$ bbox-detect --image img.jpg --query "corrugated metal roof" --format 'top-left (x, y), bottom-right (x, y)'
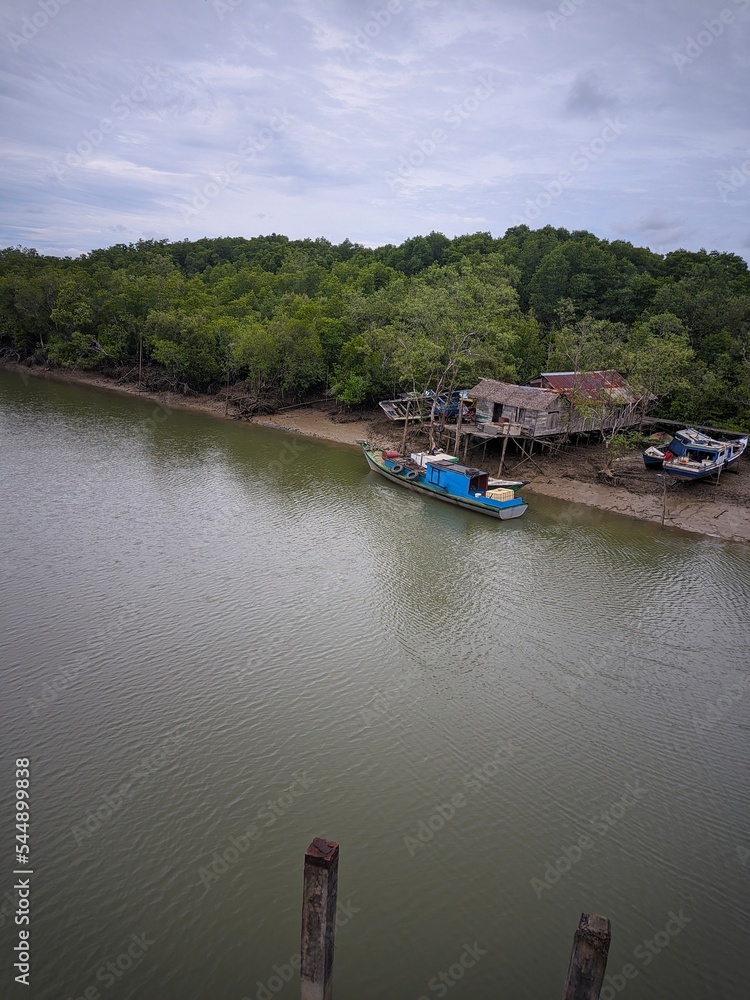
top-left (467, 379), bottom-right (561, 411)
top-left (526, 371), bottom-right (635, 402)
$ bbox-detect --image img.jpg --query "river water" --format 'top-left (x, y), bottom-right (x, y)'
top-left (1, 369), bottom-right (748, 999)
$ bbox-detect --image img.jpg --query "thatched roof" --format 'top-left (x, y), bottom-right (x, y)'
top-left (467, 379), bottom-right (561, 412)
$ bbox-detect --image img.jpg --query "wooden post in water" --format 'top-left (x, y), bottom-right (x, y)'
top-left (561, 912), bottom-right (611, 1000)
top-left (300, 837), bottom-right (339, 1000)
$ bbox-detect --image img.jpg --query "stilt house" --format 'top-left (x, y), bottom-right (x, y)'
top-left (467, 370), bottom-right (640, 440)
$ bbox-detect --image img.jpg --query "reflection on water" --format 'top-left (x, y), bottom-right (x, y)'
top-left (1, 370), bottom-right (749, 1000)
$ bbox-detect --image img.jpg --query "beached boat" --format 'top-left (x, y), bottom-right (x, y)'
top-left (378, 390), bottom-right (472, 423)
top-left (661, 427), bottom-right (748, 481)
top-left (643, 446), bottom-right (665, 469)
top-left (357, 441), bottom-right (528, 520)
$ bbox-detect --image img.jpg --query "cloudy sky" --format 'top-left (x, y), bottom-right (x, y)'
top-left (1, 0), bottom-right (749, 259)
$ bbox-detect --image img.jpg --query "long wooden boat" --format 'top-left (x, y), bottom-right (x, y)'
top-left (357, 441), bottom-right (528, 520)
top-left (662, 427), bottom-right (748, 481)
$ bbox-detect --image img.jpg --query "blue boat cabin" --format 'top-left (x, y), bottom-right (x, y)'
top-left (426, 461), bottom-right (490, 497)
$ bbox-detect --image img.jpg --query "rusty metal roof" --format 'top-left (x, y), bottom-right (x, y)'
top-left (526, 371), bottom-right (635, 402)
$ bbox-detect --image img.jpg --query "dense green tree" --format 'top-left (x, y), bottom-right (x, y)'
top-left (619, 313), bottom-right (695, 409)
top-left (0, 229), bottom-right (747, 426)
top-left (146, 309), bottom-right (224, 389)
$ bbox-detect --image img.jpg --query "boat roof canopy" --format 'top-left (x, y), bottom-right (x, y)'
top-left (675, 427), bottom-right (724, 447)
top-left (430, 461), bottom-right (487, 477)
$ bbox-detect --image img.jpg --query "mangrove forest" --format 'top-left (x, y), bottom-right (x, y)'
top-left (1, 225), bottom-right (748, 428)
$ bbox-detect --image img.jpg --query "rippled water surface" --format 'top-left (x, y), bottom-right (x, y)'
top-left (1, 370), bottom-right (749, 999)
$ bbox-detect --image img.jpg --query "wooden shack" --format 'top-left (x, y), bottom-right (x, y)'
top-left (467, 370), bottom-right (640, 440)
top-left (466, 379), bottom-right (563, 437)
top-left (526, 371), bottom-right (640, 435)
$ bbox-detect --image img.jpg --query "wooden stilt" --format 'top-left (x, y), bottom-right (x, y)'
top-left (513, 439), bottom-right (546, 475)
top-left (561, 912), bottom-right (611, 1000)
top-left (400, 400), bottom-right (410, 456)
top-left (300, 837), bottom-right (339, 1000)
top-left (498, 435), bottom-right (509, 476)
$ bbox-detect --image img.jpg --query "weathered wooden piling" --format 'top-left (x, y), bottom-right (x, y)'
top-left (454, 395), bottom-right (464, 454)
top-left (298, 840), bottom-right (608, 998)
top-left (659, 474), bottom-right (667, 528)
top-left (400, 398), bottom-right (411, 455)
top-left (561, 912), bottom-right (611, 1000)
top-left (498, 434), bottom-right (509, 475)
top-left (300, 837), bottom-right (339, 1000)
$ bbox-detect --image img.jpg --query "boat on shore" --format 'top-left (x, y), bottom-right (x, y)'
top-left (357, 441), bottom-right (528, 520)
top-left (378, 390), bottom-right (472, 423)
top-left (661, 427), bottom-right (748, 481)
top-left (643, 446), bottom-right (665, 469)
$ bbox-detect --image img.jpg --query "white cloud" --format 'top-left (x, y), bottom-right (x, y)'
top-left (0, 0), bottom-right (747, 259)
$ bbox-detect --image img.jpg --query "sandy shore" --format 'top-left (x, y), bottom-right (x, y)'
top-left (4, 361), bottom-right (748, 542)
top-left (253, 408), bottom-right (374, 445)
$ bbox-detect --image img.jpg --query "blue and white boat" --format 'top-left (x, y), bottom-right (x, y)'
top-left (662, 427), bottom-right (747, 481)
top-left (643, 446), bottom-right (666, 469)
top-left (357, 441), bottom-right (528, 520)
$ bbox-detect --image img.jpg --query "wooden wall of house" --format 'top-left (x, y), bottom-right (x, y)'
top-left (532, 410), bottom-right (563, 436)
top-left (473, 396), bottom-right (641, 438)
top-left (475, 399), bottom-right (494, 423)
top-left (566, 403), bottom-right (639, 434)
top-left (474, 398), bottom-right (567, 437)
top-left (502, 405), bottom-right (532, 433)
